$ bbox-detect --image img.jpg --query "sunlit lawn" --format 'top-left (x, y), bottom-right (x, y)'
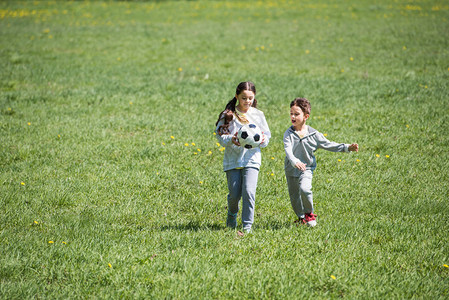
top-left (1, 0), bottom-right (449, 298)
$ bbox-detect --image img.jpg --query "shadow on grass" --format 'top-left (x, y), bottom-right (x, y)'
top-left (159, 220), bottom-right (224, 232)
top-left (257, 220), bottom-right (295, 231)
top-left (159, 220), bottom-right (294, 232)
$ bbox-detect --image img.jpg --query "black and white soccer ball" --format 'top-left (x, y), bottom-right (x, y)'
top-left (238, 123), bottom-right (262, 149)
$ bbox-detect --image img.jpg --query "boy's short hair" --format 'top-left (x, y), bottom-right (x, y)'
top-left (290, 97), bottom-right (311, 115)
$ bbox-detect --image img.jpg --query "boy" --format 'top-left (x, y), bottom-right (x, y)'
top-left (283, 98), bottom-right (359, 227)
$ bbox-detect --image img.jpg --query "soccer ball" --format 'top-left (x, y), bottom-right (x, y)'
top-left (238, 123), bottom-right (262, 149)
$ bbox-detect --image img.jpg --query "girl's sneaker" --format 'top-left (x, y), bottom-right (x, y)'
top-left (237, 228), bottom-right (252, 236)
top-left (304, 213), bottom-right (317, 227)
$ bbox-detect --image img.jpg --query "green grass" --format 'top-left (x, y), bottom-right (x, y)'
top-left (1, 0), bottom-right (449, 298)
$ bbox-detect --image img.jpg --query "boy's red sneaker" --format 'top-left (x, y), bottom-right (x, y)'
top-left (304, 213), bottom-right (317, 227)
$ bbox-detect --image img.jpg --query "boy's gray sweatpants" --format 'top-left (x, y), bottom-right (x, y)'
top-left (226, 167), bottom-right (259, 230)
top-left (286, 169), bottom-right (313, 218)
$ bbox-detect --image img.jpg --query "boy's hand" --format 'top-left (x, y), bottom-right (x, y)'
top-left (295, 161), bottom-right (307, 171)
top-left (348, 143), bottom-right (359, 152)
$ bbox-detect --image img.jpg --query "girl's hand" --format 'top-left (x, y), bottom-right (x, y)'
top-left (232, 132), bottom-right (241, 146)
top-left (348, 143), bottom-right (359, 152)
top-left (295, 161), bottom-right (307, 171)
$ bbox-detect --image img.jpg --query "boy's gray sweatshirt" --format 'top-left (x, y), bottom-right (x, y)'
top-left (283, 125), bottom-right (349, 177)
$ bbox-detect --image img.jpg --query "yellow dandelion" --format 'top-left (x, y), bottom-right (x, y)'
top-left (338, 159), bottom-right (342, 162)
top-left (57, 134), bottom-right (61, 138)
top-left (27, 122), bottom-right (31, 126)
top-left (21, 182), bottom-right (25, 186)
top-left (184, 143), bottom-right (189, 146)
top-left (129, 101), bottom-right (133, 105)
top-left (43, 28), bottom-right (50, 33)
top-left (197, 148), bottom-right (201, 152)
top-left (271, 157), bottom-right (275, 160)
top-left (117, 57), bottom-right (121, 61)
top-left (62, 241), bottom-right (67, 245)
top-left (376, 154), bottom-right (380, 158)
top-left (406, 124), bottom-right (409, 128)
top-left (48, 241), bottom-right (54, 244)
top-left (323, 133), bottom-right (328, 137)
top-left (207, 150), bottom-right (212, 155)
top-left (241, 45), bottom-right (246, 50)
top-left (331, 275), bottom-right (336, 280)
top-left (213, 132), bottom-right (216, 135)
top-left (48, 35), bottom-right (53, 39)
top-left (261, 46), bottom-right (265, 50)
top-left (34, 220), bottom-right (39, 224)
top-left (216, 142), bottom-right (220, 147)
top-left (194, 152), bottom-right (198, 155)
top-left (385, 155), bottom-right (390, 158)
top-left (356, 159), bottom-right (360, 162)
top-left (170, 136), bottom-right (175, 139)
top-left (270, 173), bottom-right (274, 176)
top-left (191, 142), bottom-right (196, 146)
top-left (219, 147), bottom-right (225, 152)
top-left (341, 69), bottom-right (345, 73)
top-left (305, 50), bottom-right (310, 54)
top-left (162, 142), bottom-right (166, 146)
top-left (443, 264), bottom-right (449, 268)
top-left (178, 67), bottom-right (183, 72)
top-left (108, 263), bottom-right (112, 268)
top-left (350, 57), bottom-right (354, 61)
top-left (199, 181), bottom-right (203, 184)
top-left (403, 46), bottom-right (407, 50)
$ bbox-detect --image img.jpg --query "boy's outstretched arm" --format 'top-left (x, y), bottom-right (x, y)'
top-left (348, 143), bottom-right (359, 152)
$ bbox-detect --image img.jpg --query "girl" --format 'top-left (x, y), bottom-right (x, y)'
top-left (215, 81), bottom-right (271, 234)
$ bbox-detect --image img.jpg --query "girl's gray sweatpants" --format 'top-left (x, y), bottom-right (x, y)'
top-left (286, 169), bottom-right (314, 218)
top-left (226, 167), bottom-right (259, 230)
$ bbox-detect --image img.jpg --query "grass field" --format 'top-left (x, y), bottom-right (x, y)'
top-left (1, 0), bottom-right (449, 298)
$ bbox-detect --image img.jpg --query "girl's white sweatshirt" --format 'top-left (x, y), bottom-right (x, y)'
top-left (215, 107), bottom-right (270, 172)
